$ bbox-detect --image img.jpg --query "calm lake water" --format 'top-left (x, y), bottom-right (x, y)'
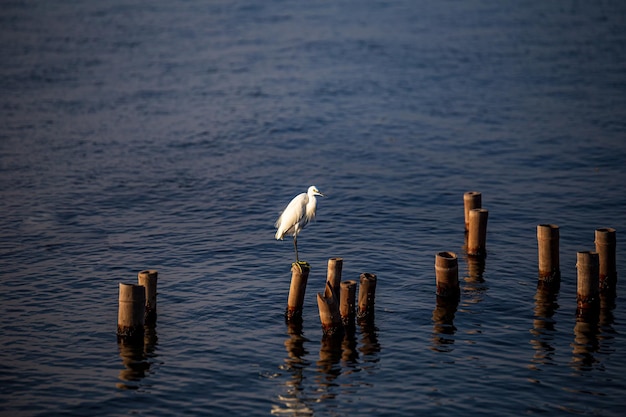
top-left (2, 0), bottom-right (626, 416)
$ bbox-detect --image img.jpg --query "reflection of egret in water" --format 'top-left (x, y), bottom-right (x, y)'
top-left (116, 326), bottom-right (158, 390)
top-left (272, 322), bottom-right (314, 416)
top-left (431, 295), bottom-right (459, 352)
top-left (529, 281), bottom-right (560, 369)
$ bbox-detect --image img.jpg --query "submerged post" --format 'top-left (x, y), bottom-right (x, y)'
top-left (537, 224), bottom-right (560, 283)
top-left (317, 281), bottom-right (342, 336)
top-left (467, 208), bottom-right (489, 257)
top-left (285, 262), bottom-right (310, 321)
top-left (357, 273), bottom-right (377, 321)
top-left (576, 251), bottom-right (599, 313)
top-left (326, 258), bottom-right (343, 300)
top-left (435, 251), bottom-right (459, 299)
top-left (595, 228), bottom-right (617, 295)
top-left (117, 283), bottom-right (146, 340)
top-left (340, 280), bottom-right (357, 326)
top-left (137, 269), bottom-right (158, 326)
top-left (464, 191), bottom-right (482, 233)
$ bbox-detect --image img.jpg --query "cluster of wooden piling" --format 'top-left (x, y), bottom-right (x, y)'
top-left (436, 192), bottom-right (618, 318)
top-left (114, 192), bottom-right (617, 347)
top-left (537, 225), bottom-right (617, 315)
top-left (285, 257), bottom-right (377, 336)
top-left (117, 270), bottom-right (158, 341)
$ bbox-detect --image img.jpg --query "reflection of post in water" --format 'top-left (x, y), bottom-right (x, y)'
top-left (116, 320), bottom-right (158, 390)
top-left (463, 254), bottom-right (486, 296)
top-left (116, 324), bottom-right (158, 390)
top-left (273, 321), bottom-right (314, 416)
top-left (431, 295), bottom-right (459, 352)
top-left (341, 323), bottom-right (359, 365)
top-left (358, 316), bottom-right (380, 363)
top-left (571, 314), bottom-right (600, 371)
top-left (316, 333), bottom-right (343, 398)
top-left (529, 279), bottom-right (560, 368)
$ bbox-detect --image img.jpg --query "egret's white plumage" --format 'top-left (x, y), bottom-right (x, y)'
top-left (275, 185), bottom-right (325, 262)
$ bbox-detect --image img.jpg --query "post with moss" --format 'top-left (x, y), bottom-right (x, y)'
top-left (138, 270), bottom-right (158, 326)
top-left (317, 282), bottom-right (342, 336)
top-left (435, 251), bottom-right (459, 299)
top-left (595, 228), bottom-right (617, 296)
top-left (576, 251), bottom-right (599, 314)
top-left (326, 258), bottom-right (343, 301)
top-left (467, 208), bottom-right (489, 257)
top-left (464, 191), bottom-right (482, 233)
top-left (117, 283), bottom-right (146, 340)
top-left (285, 262), bottom-right (310, 322)
top-left (537, 224), bottom-right (560, 283)
top-left (357, 273), bottom-right (377, 322)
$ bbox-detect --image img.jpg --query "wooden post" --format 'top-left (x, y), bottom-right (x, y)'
top-left (326, 258), bottom-right (343, 301)
top-left (464, 191), bottom-right (482, 233)
top-left (340, 280), bottom-right (357, 326)
top-left (117, 283), bottom-right (145, 339)
top-left (576, 251), bottom-right (599, 313)
top-left (137, 269), bottom-right (158, 326)
top-left (285, 262), bottom-right (310, 321)
top-left (317, 281), bottom-right (342, 336)
top-left (467, 208), bottom-right (488, 257)
top-left (595, 228), bottom-right (617, 294)
top-left (537, 224), bottom-right (560, 282)
top-left (435, 251), bottom-right (459, 298)
top-left (357, 273), bottom-right (377, 321)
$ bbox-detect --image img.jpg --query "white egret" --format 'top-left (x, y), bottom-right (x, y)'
top-left (275, 185), bottom-right (325, 262)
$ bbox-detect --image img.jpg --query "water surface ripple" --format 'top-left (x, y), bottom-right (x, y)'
top-left (2, 1), bottom-right (626, 416)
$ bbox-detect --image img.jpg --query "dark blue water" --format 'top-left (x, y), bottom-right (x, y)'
top-left (2, 0), bottom-right (626, 415)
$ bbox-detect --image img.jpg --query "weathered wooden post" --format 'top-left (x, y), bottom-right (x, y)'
top-left (537, 224), bottom-right (560, 283)
top-left (467, 208), bottom-right (488, 257)
top-left (326, 258), bottom-right (343, 300)
top-left (595, 228), bottom-right (617, 295)
top-left (285, 262), bottom-right (310, 321)
top-left (137, 270), bottom-right (158, 326)
top-left (340, 280), bottom-right (357, 326)
top-left (435, 251), bottom-right (459, 298)
top-left (576, 251), bottom-right (599, 314)
top-left (357, 273), bottom-right (377, 321)
top-left (317, 281), bottom-right (342, 336)
top-left (117, 283), bottom-right (146, 340)
top-left (464, 191), bottom-right (482, 233)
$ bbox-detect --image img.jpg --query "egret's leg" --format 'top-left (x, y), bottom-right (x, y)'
top-left (293, 235), bottom-right (299, 262)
